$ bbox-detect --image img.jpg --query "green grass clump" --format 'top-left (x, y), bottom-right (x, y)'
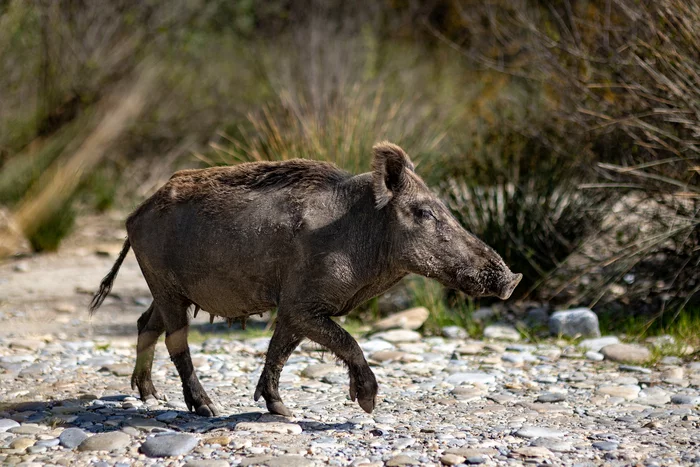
top-left (27, 201), bottom-right (75, 252)
top-left (210, 86), bottom-right (452, 181)
top-left (600, 307), bottom-right (700, 357)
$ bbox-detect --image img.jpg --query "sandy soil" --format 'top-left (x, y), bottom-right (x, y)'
top-left (0, 212), bottom-right (151, 341)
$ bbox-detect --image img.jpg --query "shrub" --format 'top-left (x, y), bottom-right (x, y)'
top-left (211, 85), bottom-right (452, 178)
top-left (28, 200), bottom-right (75, 252)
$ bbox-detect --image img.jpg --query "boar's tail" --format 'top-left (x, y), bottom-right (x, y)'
top-left (89, 238), bottom-right (131, 315)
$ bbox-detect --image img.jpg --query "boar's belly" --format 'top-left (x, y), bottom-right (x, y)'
top-left (174, 261), bottom-right (280, 318)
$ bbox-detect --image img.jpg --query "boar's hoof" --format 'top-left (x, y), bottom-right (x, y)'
top-left (349, 371), bottom-right (378, 414)
top-left (195, 403), bottom-right (221, 417)
top-left (266, 400), bottom-right (292, 417)
top-left (358, 396), bottom-right (376, 414)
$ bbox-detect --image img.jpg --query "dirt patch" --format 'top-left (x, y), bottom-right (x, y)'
top-left (0, 213), bottom-right (150, 340)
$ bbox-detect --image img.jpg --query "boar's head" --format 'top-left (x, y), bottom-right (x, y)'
top-left (372, 142), bottom-right (522, 300)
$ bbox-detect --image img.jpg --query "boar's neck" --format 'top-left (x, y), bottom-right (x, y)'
top-left (329, 174), bottom-right (403, 281)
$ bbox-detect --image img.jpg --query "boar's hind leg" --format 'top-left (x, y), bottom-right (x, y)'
top-left (161, 299), bottom-right (221, 417)
top-left (131, 304), bottom-right (164, 400)
top-left (254, 317), bottom-right (303, 417)
top-left (300, 313), bottom-right (378, 414)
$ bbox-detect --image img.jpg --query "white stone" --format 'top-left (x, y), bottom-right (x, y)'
top-left (585, 351), bottom-right (605, 361)
top-left (445, 372), bottom-right (496, 385)
top-left (516, 426), bottom-right (567, 439)
top-left (360, 340), bottom-right (395, 354)
top-left (234, 422), bottom-right (302, 435)
top-left (483, 324), bottom-right (521, 342)
top-left (372, 329), bottom-right (422, 343)
top-left (578, 336), bottom-right (620, 352)
top-left (598, 385), bottom-right (641, 400)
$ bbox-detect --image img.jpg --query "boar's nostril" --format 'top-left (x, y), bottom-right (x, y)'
top-left (512, 273), bottom-right (523, 286)
top-left (498, 273), bottom-right (523, 300)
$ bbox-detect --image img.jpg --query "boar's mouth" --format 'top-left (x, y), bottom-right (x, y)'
top-left (454, 268), bottom-right (523, 300)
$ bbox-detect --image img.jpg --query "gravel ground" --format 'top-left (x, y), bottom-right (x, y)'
top-left (1, 332), bottom-right (699, 466)
top-left (0, 216), bottom-right (699, 466)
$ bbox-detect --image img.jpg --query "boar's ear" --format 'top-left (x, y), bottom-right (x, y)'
top-left (372, 141), bottom-right (414, 209)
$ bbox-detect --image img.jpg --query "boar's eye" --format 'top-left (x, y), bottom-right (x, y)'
top-left (414, 207), bottom-right (437, 222)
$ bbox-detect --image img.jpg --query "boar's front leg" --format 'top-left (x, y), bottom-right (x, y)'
top-left (297, 310), bottom-right (378, 413)
top-left (254, 316), bottom-right (303, 417)
top-left (161, 300), bottom-right (221, 417)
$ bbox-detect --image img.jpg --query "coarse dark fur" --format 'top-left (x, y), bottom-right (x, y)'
top-left (90, 142), bottom-right (522, 417)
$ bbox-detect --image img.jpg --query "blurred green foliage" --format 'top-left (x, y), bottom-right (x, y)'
top-left (28, 200), bottom-right (75, 252)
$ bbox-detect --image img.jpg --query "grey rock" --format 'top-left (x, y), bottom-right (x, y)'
top-left (140, 433), bottom-right (199, 457)
top-left (549, 308), bottom-right (600, 338)
top-left (373, 307), bottom-right (429, 331)
top-left (78, 431), bottom-right (131, 452)
top-left (525, 308), bottom-right (549, 327)
top-left (155, 411), bottom-right (180, 423)
top-left (266, 456), bottom-right (314, 467)
top-left (617, 376), bottom-right (639, 385)
top-left (660, 356), bottom-right (682, 365)
top-left (471, 307), bottom-right (497, 322)
top-left (638, 387), bottom-right (671, 407)
top-left (184, 461), bottom-right (231, 467)
top-left (592, 441), bottom-right (618, 451)
top-left (501, 353), bottom-right (524, 364)
top-left (530, 437), bottom-right (574, 452)
top-left (442, 326), bottom-right (468, 340)
top-left (483, 324), bottom-right (520, 341)
top-left (440, 453), bottom-right (466, 465)
top-left (670, 395), bottom-right (700, 405)
top-left (59, 427), bottom-right (89, 449)
top-left (601, 344), bottom-right (651, 363)
top-left (466, 456), bottom-right (486, 465)
top-left (302, 363), bottom-right (344, 379)
top-left (537, 392), bottom-right (566, 403)
top-left (35, 438), bottom-right (60, 448)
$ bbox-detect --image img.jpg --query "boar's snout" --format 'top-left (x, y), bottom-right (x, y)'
top-left (498, 272), bottom-right (523, 300)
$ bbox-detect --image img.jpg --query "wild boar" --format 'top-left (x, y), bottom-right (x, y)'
top-left (89, 142), bottom-right (522, 417)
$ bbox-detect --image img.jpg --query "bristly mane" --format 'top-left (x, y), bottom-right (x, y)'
top-left (219, 159), bottom-right (350, 190)
top-left (144, 159), bottom-right (350, 212)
